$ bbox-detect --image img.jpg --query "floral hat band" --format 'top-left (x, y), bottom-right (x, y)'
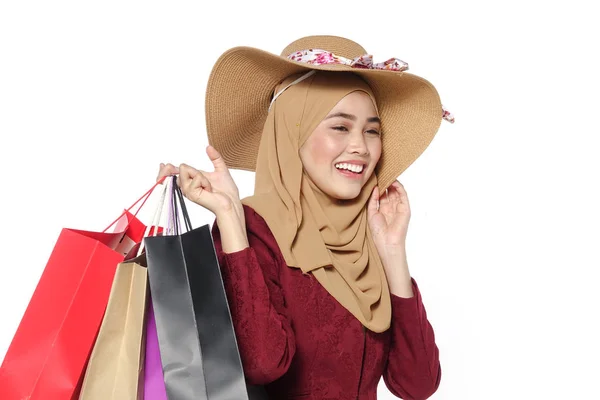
top-left (288, 48), bottom-right (410, 71)
top-left (271, 48), bottom-right (455, 123)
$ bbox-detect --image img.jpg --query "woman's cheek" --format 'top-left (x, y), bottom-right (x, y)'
top-left (312, 135), bottom-right (342, 165)
top-left (369, 138), bottom-right (382, 163)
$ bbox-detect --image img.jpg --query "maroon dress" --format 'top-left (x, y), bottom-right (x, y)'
top-left (211, 205), bottom-right (441, 400)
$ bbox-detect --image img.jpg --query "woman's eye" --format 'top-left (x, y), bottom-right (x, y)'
top-left (366, 129), bottom-right (381, 135)
top-left (332, 126), bottom-right (348, 132)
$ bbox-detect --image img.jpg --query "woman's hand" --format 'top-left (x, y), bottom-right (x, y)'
top-left (367, 181), bottom-right (414, 297)
top-left (156, 163), bottom-right (179, 182)
top-left (157, 145), bottom-right (244, 221)
top-left (367, 181), bottom-right (411, 256)
top-left (156, 145), bottom-right (248, 253)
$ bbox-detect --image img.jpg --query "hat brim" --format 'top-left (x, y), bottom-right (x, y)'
top-left (205, 46), bottom-right (443, 192)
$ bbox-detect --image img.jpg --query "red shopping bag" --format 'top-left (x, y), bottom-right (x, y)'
top-left (0, 180), bottom-right (165, 400)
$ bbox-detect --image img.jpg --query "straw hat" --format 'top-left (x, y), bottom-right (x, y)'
top-left (205, 35), bottom-right (450, 192)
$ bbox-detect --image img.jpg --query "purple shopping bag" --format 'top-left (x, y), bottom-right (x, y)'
top-left (143, 177), bottom-right (171, 400)
top-left (143, 300), bottom-right (168, 400)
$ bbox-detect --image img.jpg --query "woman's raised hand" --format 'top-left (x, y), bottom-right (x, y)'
top-left (367, 181), bottom-right (411, 252)
top-left (156, 145), bottom-right (243, 220)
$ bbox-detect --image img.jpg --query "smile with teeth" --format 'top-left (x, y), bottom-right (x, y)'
top-left (335, 162), bottom-right (365, 174)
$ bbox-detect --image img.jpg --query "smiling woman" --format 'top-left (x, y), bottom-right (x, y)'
top-left (300, 91), bottom-right (382, 200)
top-left (157, 35), bottom-right (449, 399)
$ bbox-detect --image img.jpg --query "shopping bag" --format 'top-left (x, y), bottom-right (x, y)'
top-left (142, 300), bottom-right (168, 400)
top-left (78, 254), bottom-right (149, 400)
top-left (78, 180), bottom-right (170, 400)
top-left (0, 181), bottom-right (164, 400)
top-left (142, 177), bottom-right (173, 400)
top-left (145, 177), bottom-right (267, 400)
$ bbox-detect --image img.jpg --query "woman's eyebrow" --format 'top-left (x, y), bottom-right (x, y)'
top-left (325, 112), bottom-right (356, 121)
top-left (324, 113), bottom-right (381, 124)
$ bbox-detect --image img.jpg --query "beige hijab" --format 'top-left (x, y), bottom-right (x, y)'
top-left (242, 71), bottom-right (391, 333)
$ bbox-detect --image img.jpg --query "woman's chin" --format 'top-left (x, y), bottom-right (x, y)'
top-left (329, 187), bottom-right (363, 201)
top-left (314, 174), bottom-right (368, 201)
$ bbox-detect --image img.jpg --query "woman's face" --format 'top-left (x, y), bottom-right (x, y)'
top-left (299, 91), bottom-right (382, 200)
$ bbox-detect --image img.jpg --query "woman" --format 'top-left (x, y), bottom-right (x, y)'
top-left (158, 35), bottom-right (452, 400)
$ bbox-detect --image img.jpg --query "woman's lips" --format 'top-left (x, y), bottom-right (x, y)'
top-left (336, 168), bottom-right (364, 180)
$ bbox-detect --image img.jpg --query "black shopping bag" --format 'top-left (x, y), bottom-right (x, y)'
top-left (144, 178), bottom-right (267, 400)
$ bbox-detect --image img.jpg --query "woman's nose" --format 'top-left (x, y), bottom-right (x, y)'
top-left (347, 131), bottom-right (369, 155)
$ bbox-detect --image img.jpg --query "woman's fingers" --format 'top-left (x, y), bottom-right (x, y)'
top-left (176, 163), bottom-right (220, 211)
top-left (389, 181), bottom-right (410, 215)
top-left (156, 163), bottom-right (179, 182)
top-left (206, 145), bottom-right (229, 174)
top-left (177, 163), bottom-right (192, 187)
top-left (189, 171), bottom-right (212, 194)
top-left (392, 181), bottom-right (409, 205)
top-left (367, 186), bottom-right (380, 218)
top-left (388, 182), bottom-right (401, 202)
top-left (376, 181), bottom-right (410, 215)
top-left (178, 164), bottom-right (208, 190)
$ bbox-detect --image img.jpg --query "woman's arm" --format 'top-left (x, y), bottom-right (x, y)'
top-left (211, 207), bottom-right (296, 386)
top-left (383, 278), bottom-right (441, 400)
top-left (214, 208), bottom-right (249, 253)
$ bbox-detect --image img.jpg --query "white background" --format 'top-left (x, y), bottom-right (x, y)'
top-left (1, 1), bottom-right (599, 399)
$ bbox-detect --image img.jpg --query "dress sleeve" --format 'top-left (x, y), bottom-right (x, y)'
top-left (383, 278), bottom-right (441, 400)
top-left (211, 209), bottom-right (296, 385)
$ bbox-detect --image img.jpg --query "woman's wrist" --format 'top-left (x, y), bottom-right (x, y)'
top-left (216, 208), bottom-right (249, 254)
top-left (233, 201), bottom-right (245, 225)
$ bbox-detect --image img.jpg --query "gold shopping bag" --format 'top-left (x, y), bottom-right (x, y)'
top-left (79, 255), bottom-right (148, 400)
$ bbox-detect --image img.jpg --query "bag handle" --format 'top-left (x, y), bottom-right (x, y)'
top-left (135, 178), bottom-right (171, 256)
top-left (166, 175), bottom-right (176, 235)
top-left (171, 176), bottom-right (192, 235)
top-left (102, 176), bottom-right (167, 233)
top-left (147, 179), bottom-right (169, 236)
